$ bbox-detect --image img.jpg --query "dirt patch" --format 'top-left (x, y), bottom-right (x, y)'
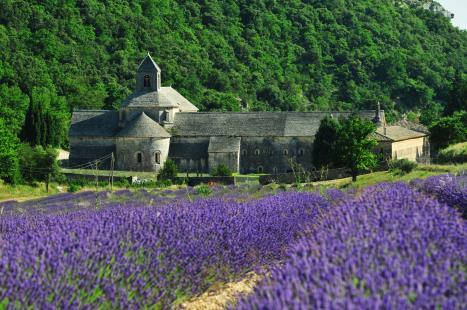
top-left (178, 272), bottom-right (260, 310)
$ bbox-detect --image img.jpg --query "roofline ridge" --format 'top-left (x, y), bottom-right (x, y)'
top-left (137, 54), bottom-right (161, 72)
top-left (73, 109), bottom-right (116, 112)
top-left (177, 110), bottom-right (378, 115)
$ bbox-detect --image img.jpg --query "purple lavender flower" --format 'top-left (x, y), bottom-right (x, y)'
top-left (237, 183), bottom-right (466, 309)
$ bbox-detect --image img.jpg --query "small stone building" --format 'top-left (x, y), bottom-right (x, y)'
top-left (69, 54), bottom-right (430, 173)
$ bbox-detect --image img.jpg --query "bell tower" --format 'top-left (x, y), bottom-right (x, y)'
top-left (136, 53), bottom-right (161, 92)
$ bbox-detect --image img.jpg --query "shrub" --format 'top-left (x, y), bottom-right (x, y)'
top-left (437, 142), bottom-right (467, 164)
top-left (429, 111), bottom-right (467, 151)
top-left (114, 178), bottom-right (131, 188)
top-left (210, 164), bottom-right (232, 177)
top-left (388, 159), bottom-right (417, 175)
top-left (158, 159), bottom-right (178, 181)
top-left (195, 183), bottom-right (212, 197)
top-left (67, 183), bottom-right (81, 193)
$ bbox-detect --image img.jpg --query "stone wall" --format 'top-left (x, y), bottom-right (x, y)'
top-left (116, 137), bottom-right (170, 172)
top-left (208, 152), bottom-right (240, 173)
top-left (69, 137), bottom-right (116, 168)
top-left (239, 137), bottom-right (314, 174)
top-left (391, 137), bottom-right (427, 162)
top-left (169, 137), bottom-right (210, 173)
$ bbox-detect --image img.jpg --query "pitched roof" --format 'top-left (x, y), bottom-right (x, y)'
top-left (70, 110), bottom-right (119, 137)
top-left (376, 126), bottom-right (427, 142)
top-left (116, 112), bottom-right (171, 138)
top-left (208, 137), bottom-right (241, 153)
top-left (171, 111), bottom-right (376, 137)
top-left (137, 54), bottom-right (161, 72)
top-left (121, 87), bottom-right (198, 111)
top-left (392, 119), bottom-right (430, 134)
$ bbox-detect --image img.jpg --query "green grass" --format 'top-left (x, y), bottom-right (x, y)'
top-left (437, 142), bottom-right (467, 164)
top-left (3, 163), bottom-right (466, 203)
top-left (0, 181), bottom-right (61, 202)
top-left (316, 163), bottom-right (467, 190)
top-left (62, 168), bottom-right (157, 178)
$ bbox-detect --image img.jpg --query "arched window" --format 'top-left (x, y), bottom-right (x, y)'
top-left (255, 149), bottom-right (260, 156)
top-left (257, 166), bottom-right (264, 173)
top-left (136, 152), bottom-right (142, 163)
top-left (283, 149), bottom-right (289, 156)
top-left (155, 151), bottom-right (161, 164)
top-left (144, 74), bottom-right (151, 87)
top-left (273, 167), bottom-right (278, 174)
top-left (241, 149), bottom-right (247, 156)
top-left (298, 149), bottom-right (305, 157)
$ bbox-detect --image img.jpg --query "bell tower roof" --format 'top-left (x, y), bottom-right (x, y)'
top-left (137, 53), bottom-right (161, 73)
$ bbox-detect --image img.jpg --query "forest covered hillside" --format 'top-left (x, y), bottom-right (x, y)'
top-left (0, 0), bottom-right (466, 147)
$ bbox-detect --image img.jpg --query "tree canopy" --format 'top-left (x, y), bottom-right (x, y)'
top-left (312, 116), bottom-right (341, 169)
top-left (0, 1), bottom-right (465, 148)
top-left (334, 115), bottom-right (378, 181)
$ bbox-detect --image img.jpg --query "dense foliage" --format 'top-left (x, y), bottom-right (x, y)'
top-left (158, 159), bottom-right (178, 181)
top-left (238, 182), bottom-right (466, 308)
top-left (211, 164), bottom-right (233, 177)
top-left (436, 142), bottom-right (467, 164)
top-left (0, 0), bottom-right (466, 148)
top-left (429, 111), bottom-right (467, 151)
top-left (313, 115), bottom-right (378, 180)
top-left (312, 116), bottom-right (341, 169)
top-left (19, 144), bottom-right (60, 191)
top-left (388, 158), bottom-right (417, 175)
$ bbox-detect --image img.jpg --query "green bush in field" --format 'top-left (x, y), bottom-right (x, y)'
top-left (437, 142), bottom-right (467, 164)
top-left (211, 164), bottom-right (232, 177)
top-left (158, 160), bottom-right (178, 181)
top-left (195, 184), bottom-right (212, 197)
top-left (68, 183), bottom-right (81, 193)
top-left (388, 159), bottom-right (417, 175)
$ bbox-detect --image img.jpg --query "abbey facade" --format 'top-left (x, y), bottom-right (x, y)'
top-left (69, 55), bottom-right (430, 174)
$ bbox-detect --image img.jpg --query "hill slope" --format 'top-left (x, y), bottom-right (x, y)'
top-left (0, 0), bottom-right (465, 139)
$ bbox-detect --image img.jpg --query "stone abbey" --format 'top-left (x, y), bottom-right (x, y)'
top-left (69, 55), bottom-right (429, 174)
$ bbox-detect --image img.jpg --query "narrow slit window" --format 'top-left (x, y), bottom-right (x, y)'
top-left (155, 152), bottom-right (161, 164)
top-left (144, 75), bottom-right (151, 87)
top-left (137, 152), bottom-right (142, 163)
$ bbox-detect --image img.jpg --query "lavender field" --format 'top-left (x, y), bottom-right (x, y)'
top-left (0, 175), bottom-right (465, 309)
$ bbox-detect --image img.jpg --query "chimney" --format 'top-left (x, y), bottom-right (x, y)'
top-left (373, 101), bottom-right (382, 126)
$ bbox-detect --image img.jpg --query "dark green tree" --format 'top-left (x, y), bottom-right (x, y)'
top-left (211, 164), bottom-right (233, 177)
top-left (158, 159), bottom-right (178, 181)
top-left (19, 144), bottom-right (59, 192)
top-left (312, 116), bottom-right (341, 169)
top-left (21, 87), bottom-right (69, 147)
top-left (445, 71), bottom-right (467, 116)
top-left (0, 85), bottom-right (29, 135)
top-left (334, 115), bottom-right (378, 182)
top-left (0, 119), bottom-right (21, 184)
top-left (429, 111), bottom-right (467, 151)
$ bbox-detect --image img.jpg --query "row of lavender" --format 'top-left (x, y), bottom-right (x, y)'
top-left (0, 174), bottom-right (465, 308)
top-left (238, 175), bottom-right (466, 308)
top-left (0, 183), bottom-right (268, 216)
top-left (0, 191), bottom-right (328, 308)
